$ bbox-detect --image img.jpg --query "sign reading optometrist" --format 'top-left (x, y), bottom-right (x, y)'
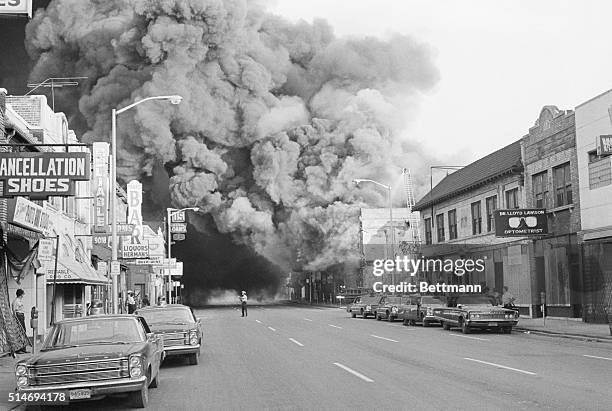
top-left (494, 209), bottom-right (548, 237)
top-left (0, 0), bottom-right (32, 17)
top-left (0, 152), bottom-right (90, 198)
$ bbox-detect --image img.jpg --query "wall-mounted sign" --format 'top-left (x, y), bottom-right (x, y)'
top-left (170, 210), bottom-right (185, 223)
top-left (110, 261), bottom-right (120, 276)
top-left (127, 180), bottom-right (143, 243)
top-left (6, 197), bottom-right (52, 233)
top-left (0, 152), bottom-right (90, 198)
top-left (494, 209), bottom-right (547, 237)
top-left (135, 257), bottom-right (163, 265)
top-left (93, 235), bottom-right (108, 245)
top-left (92, 143), bottom-right (109, 233)
top-left (38, 238), bottom-right (55, 261)
top-left (0, 0), bottom-right (32, 17)
top-left (172, 233), bottom-right (186, 241)
top-left (597, 135), bottom-right (612, 156)
top-left (97, 261), bottom-right (108, 277)
top-left (170, 223), bottom-right (187, 233)
top-left (121, 242), bottom-right (149, 259)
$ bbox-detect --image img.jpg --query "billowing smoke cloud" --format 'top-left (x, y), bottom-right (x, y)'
top-left (25, 0), bottom-right (439, 298)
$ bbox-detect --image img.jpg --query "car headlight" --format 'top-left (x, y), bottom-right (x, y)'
top-left (129, 355), bottom-right (143, 378)
top-left (189, 330), bottom-right (199, 345)
top-left (391, 306), bottom-right (398, 314)
top-left (15, 364), bottom-right (27, 377)
top-left (426, 307), bottom-right (433, 316)
top-left (17, 376), bottom-right (28, 387)
top-left (366, 305), bottom-right (371, 311)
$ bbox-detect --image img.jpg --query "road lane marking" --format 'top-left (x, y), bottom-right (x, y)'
top-left (303, 318), bottom-right (313, 322)
top-left (464, 358), bottom-right (536, 375)
top-left (289, 338), bottom-right (304, 347)
top-left (370, 335), bottom-right (399, 343)
top-left (328, 324), bottom-right (343, 329)
top-left (333, 363), bottom-right (374, 382)
top-left (584, 354), bottom-right (612, 361)
top-left (450, 334), bottom-right (490, 341)
top-left (255, 320), bottom-right (262, 324)
top-left (268, 326), bottom-right (276, 332)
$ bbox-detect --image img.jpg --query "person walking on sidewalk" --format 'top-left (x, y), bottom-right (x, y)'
top-left (126, 291), bottom-right (136, 314)
top-left (11, 289), bottom-right (27, 354)
top-left (239, 291), bottom-right (248, 317)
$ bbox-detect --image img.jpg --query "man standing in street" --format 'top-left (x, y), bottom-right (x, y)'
top-left (502, 286), bottom-right (516, 309)
top-left (126, 291), bottom-right (136, 314)
top-left (240, 291), bottom-right (248, 317)
top-left (12, 289), bottom-right (28, 354)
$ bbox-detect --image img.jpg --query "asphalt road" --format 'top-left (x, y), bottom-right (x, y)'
top-left (21, 305), bottom-right (612, 410)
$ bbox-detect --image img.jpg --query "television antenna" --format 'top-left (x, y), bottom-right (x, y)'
top-left (26, 77), bottom-right (88, 111)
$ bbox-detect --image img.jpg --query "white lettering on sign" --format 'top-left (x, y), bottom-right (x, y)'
top-left (0, 0), bottom-right (30, 16)
top-left (121, 242), bottom-right (149, 258)
top-left (127, 180), bottom-right (143, 243)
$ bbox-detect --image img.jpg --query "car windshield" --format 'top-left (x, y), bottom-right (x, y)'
top-left (456, 295), bottom-right (495, 305)
top-left (43, 318), bottom-right (144, 349)
top-left (138, 308), bottom-right (195, 325)
top-left (386, 297), bottom-right (403, 304)
top-left (360, 296), bottom-right (380, 304)
top-left (421, 296), bottom-right (445, 305)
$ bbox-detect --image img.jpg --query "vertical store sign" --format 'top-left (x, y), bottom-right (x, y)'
top-left (127, 180), bottom-right (143, 243)
top-left (0, 0), bottom-right (32, 18)
top-left (92, 143), bottom-right (109, 233)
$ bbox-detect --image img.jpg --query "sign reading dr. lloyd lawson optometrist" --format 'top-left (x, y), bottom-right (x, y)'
top-left (0, 152), bottom-right (90, 198)
top-left (0, 0), bottom-right (32, 17)
top-left (494, 209), bottom-right (548, 237)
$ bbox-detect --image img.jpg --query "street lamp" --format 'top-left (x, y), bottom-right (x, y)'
top-left (166, 207), bottom-right (199, 303)
top-left (353, 178), bottom-right (395, 286)
top-left (110, 95), bottom-right (182, 314)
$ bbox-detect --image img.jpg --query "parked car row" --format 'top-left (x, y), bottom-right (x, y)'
top-left (14, 304), bottom-right (202, 408)
top-left (347, 294), bottom-right (519, 334)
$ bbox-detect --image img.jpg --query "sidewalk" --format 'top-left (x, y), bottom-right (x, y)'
top-left (516, 317), bottom-right (612, 343)
top-left (0, 352), bottom-right (27, 411)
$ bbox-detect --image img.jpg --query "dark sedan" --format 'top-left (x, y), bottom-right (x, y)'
top-left (136, 304), bottom-right (202, 365)
top-left (14, 315), bottom-right (163, 408)
top-left (399, 295), bottom-right (446, 327)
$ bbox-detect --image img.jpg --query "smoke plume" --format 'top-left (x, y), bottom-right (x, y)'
top-left (25, 0), bottom-right (439, 299)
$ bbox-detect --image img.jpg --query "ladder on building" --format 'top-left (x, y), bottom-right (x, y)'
top-left (402, 168), bottom-right (421, 245)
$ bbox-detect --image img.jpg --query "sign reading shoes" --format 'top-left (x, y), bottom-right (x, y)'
top-left (0, 153), bottom-right (90, 198)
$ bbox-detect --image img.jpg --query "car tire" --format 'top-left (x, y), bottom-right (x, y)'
top-left (403, 318), bottom-right (409, 326)
top-left (422, 320), bottom-right (430, 328)
top-left (360, 309), bottom-right (365, 318)
top-left (442, 322), bottom-right (451, 331)
top-left (351, 312), bottom-right (356, 318)
top-left (410, 319), bottom-right (417, 326)
top-left (376, 314), bottom-right (381, 321)
top-left (387, 312), bottom-right (393, 322)
top-left (128, 382), bottom-right (149, 408)
top-left (502, 326), bottom-right (512, 334)
top-left (460, 319), bottom-right (471, 334)
top-left (188, 352), bottom-right (199, 365)
top-left (149, 368), bottom-right (159, 388)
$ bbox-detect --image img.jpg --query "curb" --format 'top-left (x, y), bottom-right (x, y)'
top-left (515, 327), bottom-right (612, 343)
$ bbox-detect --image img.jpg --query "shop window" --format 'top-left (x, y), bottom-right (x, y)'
top-left (436, 214), bottom-right (445, 242)
top-left (485, 195), bottom-right (497, 232)
top-left (532, 171), bottom-right (549, 208)
top-left (448, 209), bottom-right (457, 240)
top-left (553, 162), bottom-right (572, 206)
top-left (505, 188), bottom-right (519, 209)
top-left (588, 150), bottom-right (612, 189)
top-left (424, 218), bottom-right (432, 245)
top-left (471, 201), bottom-right (482, 235)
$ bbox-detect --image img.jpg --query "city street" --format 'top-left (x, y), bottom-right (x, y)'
top-left (18, 304), bottom-right (611, 411)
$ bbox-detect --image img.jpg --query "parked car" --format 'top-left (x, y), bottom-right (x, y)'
top-left (14, 315), bottom-right (163, 408)
top-left (433, 294), bottom-right (519, 334)
top-left (376, 295), bottom-right (412, 322)
top-left (135, 304), bottom-right (202, 365)
top-left (347, 295), bottom-right (383, 318)
top-left (399, 295), bottom-right (446, 327)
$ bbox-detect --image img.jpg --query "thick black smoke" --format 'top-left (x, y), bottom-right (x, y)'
top-left (23, 0), bottom-right (440, 301)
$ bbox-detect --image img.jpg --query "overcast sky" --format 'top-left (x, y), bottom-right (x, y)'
top-left (271, 0), bottom-right (612, 164)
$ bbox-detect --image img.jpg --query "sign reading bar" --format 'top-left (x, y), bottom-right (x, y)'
top-left (121, 243), bottom-right (149, 259)
top-left (0, 0), bottom-right (32, 17)
top-left (170, 223), bottom-right (187, 233)
top-left (494, 209), bottom-right (548, 237)
top-left (597, 135), bottom-right (612, 156)
top-left (0, 152), bottom-right (90, 198)
top-left (127, 180), bottom-right (143, 243)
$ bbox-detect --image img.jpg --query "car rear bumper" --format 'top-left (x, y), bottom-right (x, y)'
top-left (17, 376), bottom-right (147, 396)
top-left (164, 344), bottom-right (201, 356)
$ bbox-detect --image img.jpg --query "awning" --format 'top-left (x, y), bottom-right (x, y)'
top-left (41, 256), bottom-right (108, 286)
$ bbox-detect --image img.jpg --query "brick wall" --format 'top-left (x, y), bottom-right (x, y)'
top-left (5, 96), bottom-right (42, 126)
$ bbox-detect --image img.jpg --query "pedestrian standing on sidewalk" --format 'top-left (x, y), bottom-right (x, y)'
top-left (126, 291), bottom-right (137, 314)
top-left (502, 286), bottom-right (516, 309)
top-left (11, 289), bottom-right (27, 354)
top-left (239, 291), bottom-right (248, 317)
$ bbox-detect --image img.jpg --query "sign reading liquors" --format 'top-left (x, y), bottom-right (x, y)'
top-left (121, 243), bottom-right (149, 259)
top-left (494, 209), bottom-right (548, 237)
top-left (0, 153), bottom-right (90, 198)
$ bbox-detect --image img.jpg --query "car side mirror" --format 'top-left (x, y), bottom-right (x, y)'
top-left (146, 332), bottom-right (155, 341)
